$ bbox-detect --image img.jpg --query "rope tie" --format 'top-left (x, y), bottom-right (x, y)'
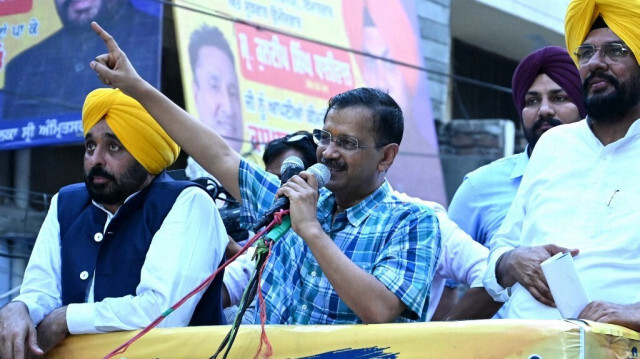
top-left (102, 214), bottom-right (279, 359)
top-left (211, 209), bottom-right (291, 359)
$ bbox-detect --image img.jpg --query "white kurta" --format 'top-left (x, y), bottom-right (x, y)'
top-left (485, 119), bottom-right (640, 319)
top-left (15, 187), bottom-right (228, 334)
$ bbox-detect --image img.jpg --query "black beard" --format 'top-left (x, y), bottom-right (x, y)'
top-left (84, 162), bottom-right (149, 205)
top-left (583, 70), bottom-right (640, 123)
top-left (524, 117), bottom-right (563, 150)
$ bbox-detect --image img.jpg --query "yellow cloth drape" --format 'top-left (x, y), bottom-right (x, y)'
top-left (82, 88), bottom-right (179, 175)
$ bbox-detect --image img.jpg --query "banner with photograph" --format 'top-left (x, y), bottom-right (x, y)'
top-left (0, 0), bottom-right (163, 150)
top-left (174, 0), bottom-right (446, 202)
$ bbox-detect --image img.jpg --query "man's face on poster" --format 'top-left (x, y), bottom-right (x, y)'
top-left (55, 0), bottom-right (123, 27)
top-left (362, 25), bottom-right (410, 114)
top-left (192, 45), bottom-right (244, 152)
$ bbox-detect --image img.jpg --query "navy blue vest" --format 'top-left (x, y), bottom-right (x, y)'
top-left (57, 171), bottom-right (225, 325)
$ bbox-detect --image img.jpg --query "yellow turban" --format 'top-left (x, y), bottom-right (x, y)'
top-left (565, 0), bottom-right (640, 66)
top-left (82, 88), bottom-right (180, 175)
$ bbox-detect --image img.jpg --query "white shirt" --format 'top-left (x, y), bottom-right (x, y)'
top-left (14, 186), bottom-right (228, 334)
top-left (423, 201), bottom-right (488, 320)
top-left (484, 119), bottom-right (640, 318)
top-left (223, 247), bottom-right (256, 307)
top-left (394, 194), bottom-right (488, 320)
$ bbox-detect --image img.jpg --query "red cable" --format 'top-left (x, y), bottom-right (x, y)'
top-left (253, 240), bottom-right (274, 359)
top-left (102, 213), bottom-right (286, 359)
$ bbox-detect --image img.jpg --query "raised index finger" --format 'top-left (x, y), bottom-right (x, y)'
top-left (91, 21), bottom-right (120, 52)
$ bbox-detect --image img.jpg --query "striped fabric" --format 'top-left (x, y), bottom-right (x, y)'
top-left (238, 159), bottom-right (441, 324)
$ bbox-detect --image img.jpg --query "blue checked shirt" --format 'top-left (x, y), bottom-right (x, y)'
top-left (238, 159), bottom-right (441, 324)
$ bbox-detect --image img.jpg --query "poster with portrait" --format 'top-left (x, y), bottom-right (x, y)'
top-left (0, 0), bottom-right (162, 150)
top-left (174, 0), bottom-right (446, 203)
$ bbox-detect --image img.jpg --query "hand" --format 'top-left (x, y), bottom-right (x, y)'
top-left (497, 244), bottom-right (579, 307)
top-left (89, 22), bottom-right (144, 95)
top-left (0, 301), bottom-right (43, 359)
top-left (225, 236), bottom-right (243, 259)
top-left (35, 306), bottom-right (68, 354)
top-left (579, 301), bottom-right (640, 332)
top-left (444, 287), bottom-right (503, 321)
top-left (276, 171), bottom-right (321, 238)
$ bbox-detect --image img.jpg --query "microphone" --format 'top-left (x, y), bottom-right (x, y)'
top-left (279, 156), bottom-right (304, 183)
top-left (252, 163), bottom-right (331, 232)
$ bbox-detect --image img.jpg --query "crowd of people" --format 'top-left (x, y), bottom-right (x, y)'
top-left (0, 0), bottom-right (639, 357)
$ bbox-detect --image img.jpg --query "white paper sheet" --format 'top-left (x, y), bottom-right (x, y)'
top-left (541, 252), bottom-right (590, 318)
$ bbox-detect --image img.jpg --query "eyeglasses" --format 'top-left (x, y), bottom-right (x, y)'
top-left (312, 129), bottom-right (375, 152)
top-left (574, 43), bottom-right (632, 64)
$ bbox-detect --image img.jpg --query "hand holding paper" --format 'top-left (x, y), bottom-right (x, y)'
top-left (541, 252), bottom-right (590, 318)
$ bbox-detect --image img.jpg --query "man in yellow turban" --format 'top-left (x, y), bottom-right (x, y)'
top-left (0, 89), bottom-right (229, 357)
top-left (484, 0), bottom-right (640, 332)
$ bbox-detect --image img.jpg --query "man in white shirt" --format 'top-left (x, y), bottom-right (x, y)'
top-left (417, 200), bottom-right (499, 321)
top-left (0, 88), bottom-right (228, 358)
top-left (446, 45), bottom-right (585, 319)
top-left (484, 0), bottom-right (640, 331)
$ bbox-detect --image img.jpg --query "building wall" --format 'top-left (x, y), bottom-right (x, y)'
top-left (417, 0), bottom-right (452, 124)
top-left (430, 0), bottom-right (570, 201)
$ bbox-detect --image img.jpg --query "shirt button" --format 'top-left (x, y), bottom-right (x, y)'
top-left (94, 232), bottom-right (103, 242)
top-left (301, 304), bottom-right (307, 310)
top-left (80, 271), bottom-right (89, 280)
top-left (311, 271), bottom-right (316, 277)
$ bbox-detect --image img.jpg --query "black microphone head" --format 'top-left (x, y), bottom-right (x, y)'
top-left (279, 156), bottom-right (305, 183)
top-left (280, 156), bottom-right (304, 173)
top-left (307, 163), bottom-right (330, 188)
top-left (252, 162), bottom-right (329, 232)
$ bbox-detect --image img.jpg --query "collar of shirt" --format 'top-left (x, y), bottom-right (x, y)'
top-left (91, 189), bottom-right (142, 221)
top-left (88, 171), bottom-right (169, 219)
top-left (317, 180), bottom-right (392, 227)
top-left (509, 151), bottom-right (529, 180)
top-left (624, 118), bottom-right (640, 139)
top-left (584, 116), bottom-right (640, 149)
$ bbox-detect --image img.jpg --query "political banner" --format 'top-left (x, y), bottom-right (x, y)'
top-left (0, 0), bottom-right (163, 150)
top-left (174, 0), bottom-right (445, 202)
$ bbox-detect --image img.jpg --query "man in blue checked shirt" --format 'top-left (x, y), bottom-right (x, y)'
top-left (91, 22), bottom-right (441, 324)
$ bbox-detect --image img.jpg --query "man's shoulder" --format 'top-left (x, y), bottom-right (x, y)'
top-left (534, 120), bottom-right (586, 151)
top-left (466, 152), bottom-right (527, 183)
top-left (149, 173), bottom-right (213, 201)
top-left (58, 183), bottom-right (88, 196)
top-left (547, 119), bottom-right (585, 136)
top-left (384, 190), bottom-right (438, 218)
top-left (5, 29), bottom-right (64, 69)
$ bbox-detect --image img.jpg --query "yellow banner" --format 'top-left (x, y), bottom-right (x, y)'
top-left (173, 0), bottom-right (446, 203)
top-left (48, 320), bottom-right (640, 359)
top-left (0, 2), bottom-right (62, 86)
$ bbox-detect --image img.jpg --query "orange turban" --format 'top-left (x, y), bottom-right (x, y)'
top-left (565, 0), bottom-right (640, 66)
top-left (82, 88), bottom-right (180, 175)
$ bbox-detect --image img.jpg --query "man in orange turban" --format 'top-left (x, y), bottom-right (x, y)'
top-left (484, 0), bottom-right (640, 332)
top-left (0, 89), bottom-right (228, 357)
